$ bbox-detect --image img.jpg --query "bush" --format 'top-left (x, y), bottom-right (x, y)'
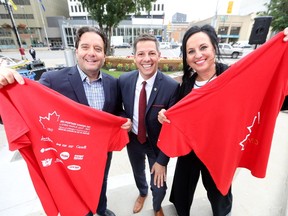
top-left (178, 63), bottom-right (183, 71)
top-left (130, 63), bottom-right (136, 70)
top-left (124, 63), bottom-right (130, 71)
top-left (162, 64), bottom-right (169, 72)
top-left (116, 63), bottom-right (123, 71)
top-left (105, 62), bottom-right (112, 70)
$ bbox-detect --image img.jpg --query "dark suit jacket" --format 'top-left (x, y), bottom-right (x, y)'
top-left (118, 70), bottom-right (180, 166)
top-left (39, 66), bottom-right (122, 115)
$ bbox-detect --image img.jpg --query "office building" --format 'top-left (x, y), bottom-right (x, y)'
top-left (0, 0), bottom-right (69, 49)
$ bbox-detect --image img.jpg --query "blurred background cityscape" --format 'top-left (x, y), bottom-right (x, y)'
top-left (0, 0), bottom-right (279, 50)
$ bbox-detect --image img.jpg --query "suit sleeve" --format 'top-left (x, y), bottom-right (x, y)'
top-left (156, 79), bottom-right (180, 166)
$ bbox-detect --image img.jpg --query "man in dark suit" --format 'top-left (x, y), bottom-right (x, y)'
top-left (0, 26), bottom-right (131, 216)
top-left (118, 34), bottom-right (180, 216)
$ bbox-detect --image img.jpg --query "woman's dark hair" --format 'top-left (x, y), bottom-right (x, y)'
top-left (74, 26), bottom-right (108, 54)
top-left (181, 24), bottom-right (220, 82)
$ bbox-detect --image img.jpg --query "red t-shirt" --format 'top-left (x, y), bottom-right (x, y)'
top-left (0, 79), bottom-right (129, 216)
top-left (157, 32), bottom-right (288, 195)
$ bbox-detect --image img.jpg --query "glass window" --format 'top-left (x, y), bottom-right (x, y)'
top-left (14, 0), bottom-right (30, 5)
top-left (218, 26), bottom-right (228, 35)
top-left (0, 38), bottom-right (15, 45)
top-left (0, 28), bottom-right (11, 36)
top-left (230, 26), bottom-right (240, 35)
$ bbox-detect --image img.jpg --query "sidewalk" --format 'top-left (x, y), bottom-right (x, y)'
top-left (1, 111), bottom-right (288, 216)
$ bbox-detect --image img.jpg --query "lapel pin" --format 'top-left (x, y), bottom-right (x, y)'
top-left (154, 88), bottom-right (157, 91)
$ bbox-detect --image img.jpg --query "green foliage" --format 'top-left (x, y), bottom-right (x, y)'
top-left (79, 0), bottom-right (155, 55)
top-left (162, 64), bottom-right (169, 72)
top-left (105, 62), bottom-right (112, 70)
top-left (102, 69), bottom-right (124, 78)
top-left (116, 63), bottom-right (123, 71)
top-left (178, 63), bottom-right (183, 71)
top-left (124, 63), bottom-right (130, 71)
top-left (257, 0), bottom-right (288, 32)
top-left (130, 63), bottom-right (136, 70)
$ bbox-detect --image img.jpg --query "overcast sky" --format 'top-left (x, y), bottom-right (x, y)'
top-left (162, 0), bottom-right (269, 24)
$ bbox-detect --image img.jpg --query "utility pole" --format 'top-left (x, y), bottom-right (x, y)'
top-left (211, 0), bottom-right (220, 29)
top-left (21, 5), bottom-right (33, 45)
top-left (37, 0), bottom-right (49, 47)
top-left (4, 0), bottom-right (22, 47)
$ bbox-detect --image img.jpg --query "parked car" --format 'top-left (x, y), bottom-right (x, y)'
top-left (218, 43), bottom-right (243, 59)
top-left (50, 45), bottom-right (64, 50)
top-left (232, 41), bottom-right (252, 49)
top-left (114, 43), bottom-right (131, 48)
top-left (159, 42), bottom-right (171, 49)
top-left (170, 42), bottom-right (180, 49)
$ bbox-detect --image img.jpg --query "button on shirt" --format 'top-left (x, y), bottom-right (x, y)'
top-left (78, 67), bottom-right (105, 110)
top-left (132, 71), bottom-right (157, 135)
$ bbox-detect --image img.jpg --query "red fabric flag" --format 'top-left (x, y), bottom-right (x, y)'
top-left (157, 32), bottom-right (288, 195)
top-left (0, 79), bottom-right (129, 216)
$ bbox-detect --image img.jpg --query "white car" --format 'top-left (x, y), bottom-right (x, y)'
top-left (218, 43), bottom-right (243, 59)
top-left (232, 41), bottom-right (252, 49)
top-left (159, 42), bottom-right (171, 49)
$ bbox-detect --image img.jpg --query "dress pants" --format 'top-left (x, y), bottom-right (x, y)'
top-left (127, 133), bottom-right (167, 212)
top-left (97, 152), bottom-right (112, 215)
top-left (170, 151), bottom-right (232, 216)
top-left (86, 152), bottom-right (112, 216)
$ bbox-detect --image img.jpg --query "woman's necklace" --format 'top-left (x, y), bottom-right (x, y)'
top-left (194, 72), bottom-right (217, 88)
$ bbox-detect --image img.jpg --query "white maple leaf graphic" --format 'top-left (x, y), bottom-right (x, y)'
top-left (39, 111), bottom-right (60, 131)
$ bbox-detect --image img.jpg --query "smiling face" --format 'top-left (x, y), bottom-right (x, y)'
top-left (134, 40), bottom-right (161, 80)
top-left (186, 32), bottom-right (216, 77)
top-left (75, 32), bottom-right (106, 80)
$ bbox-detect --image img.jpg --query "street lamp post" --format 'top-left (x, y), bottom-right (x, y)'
top-left (21, 5), bottom-right (32, 45)
top-left (37, 0), bottom-right (49, 47)
top-left (131, 16), bottom-right (134, 45)
top-left (211, 0), bottom-right (220, 29)
top-left (4, 0), bottom-right (22, 47)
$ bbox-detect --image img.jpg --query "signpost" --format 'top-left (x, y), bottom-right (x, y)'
top-left (4, 0), bottom-right (22, 47)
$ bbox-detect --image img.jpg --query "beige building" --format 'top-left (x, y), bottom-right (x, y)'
top-left (190, 13), bottom-right (272, 44)
top-left (0, 0), bottom-right (69, 49)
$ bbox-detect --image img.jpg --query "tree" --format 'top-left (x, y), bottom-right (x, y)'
top-left (257, 0), bottom-right (288, 32)
top-left (79, 0), bottom-right (155, 55)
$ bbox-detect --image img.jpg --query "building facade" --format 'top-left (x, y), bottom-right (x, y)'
top-left (190, 13), bottom-right (271, 44)
top-left (61, 0), bottom-right (167, 48)
top-left (0, 0), bottom-right (272, 50)
top-left (172, 13), bottom-right (187, 23)
top-left (0, 0), bottom-right (69, 49)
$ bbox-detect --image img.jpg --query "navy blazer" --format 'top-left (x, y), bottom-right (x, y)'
top-left (39, 66), bottom-right (122, 115)
top-left (118, 70), bottom-right (180, 165)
